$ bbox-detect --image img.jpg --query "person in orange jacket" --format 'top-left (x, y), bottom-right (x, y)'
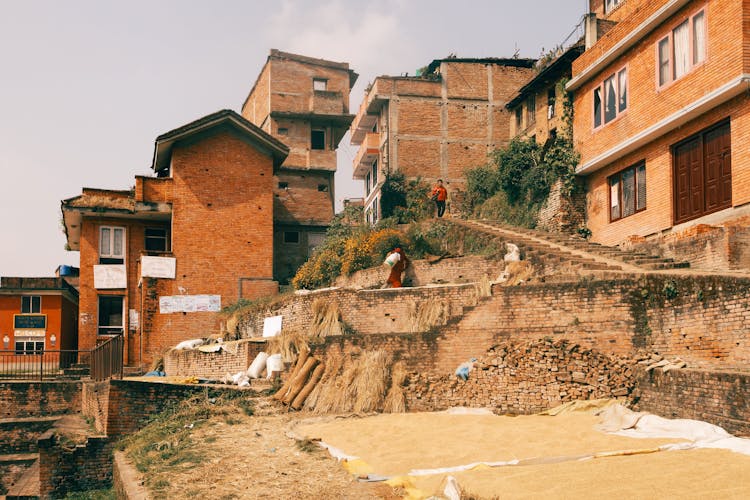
top-left (430, 179), bottom-right (448, 218)
top-left (386, 247), bottom-right (409, 288)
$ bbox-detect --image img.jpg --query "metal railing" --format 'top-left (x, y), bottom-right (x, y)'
top-left (90, 335), bottom-right (124, 382)
top-left (0, 336), bottom-right (124, 382)
top-left (0, 350), bottom-right (80, 380)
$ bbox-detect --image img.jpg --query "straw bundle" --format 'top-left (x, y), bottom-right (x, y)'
top-left (314, 359), bottom-right (359, 414)
top-left (383, 361), bottom-right (408, 413)
top-left (500, 261), bottom-right (535, 286)
top-left (352, 350), bottom-right (390, 413)
top-left (304, 353), bottom-right (343, 411)
top-left (310, 299), bottom-right (345, 338)
top-left (474, 273), bottom-right (492, 297)
top-left (273, 348), bottom-right (310, 401)
top-left (408, 300), bottom-right (448, 333)
top-left (265, 329), bottom-right (309, 364)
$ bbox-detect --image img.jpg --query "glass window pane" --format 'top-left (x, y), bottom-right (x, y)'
top-left (100, 228), bottom-right (111, 256)
top-left (673, 20), bottom-right (690, 79)
top-left (610, 177), bottom-right (621, 220)
top-left (604, 75), bottom-right (617, 123)
top-left (637, 164), bottom-right (647, 211)
top-left (113, 228), bottom-right (124, 257)
top-left (618, 68), bottom-right (628, 113)
top-left (22, 296), bottom-right (30, 313)
top-left (693, 11), bottom-right (706, 65)
top-left (32, 296), bottom-right (40, 313)
top-left (658, 38), bottom-right (670, 86)
top-left (622, 168), bottom-right (636, 217)
top-left (594, 87), bottom-right (602, 128)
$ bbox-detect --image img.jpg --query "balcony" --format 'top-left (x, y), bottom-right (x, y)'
top-left (353, 133), bottom-right (380, 178)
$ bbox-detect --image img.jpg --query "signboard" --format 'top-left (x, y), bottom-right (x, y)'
top-left (94, 265), bottom-right (127, 289)
top-left (14, 329), bottom-right (46, 338)
top-left (159, 295), bottom-right (221, 314)
top-left (141, 256), bottom-right (176, 279)
top-left (14, 314), bottom-right (47, 330)
top-left (263, 315), bottom-right (283, 337)
top-left (129, 309), bottom-right (139, 331)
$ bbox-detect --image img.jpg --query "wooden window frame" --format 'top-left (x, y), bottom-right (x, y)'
top-left (99, 226), bottom-right (126, 264)
top-left (593, 65), bottom-right (628, 130)
top-left (21, 295), bottom-right (41, 314)
top-left (608, 161), bottom-right (647, 222)
top-left (655, 6), bottom-right (707, 89)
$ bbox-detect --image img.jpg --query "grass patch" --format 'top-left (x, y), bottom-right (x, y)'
top-left (63, 489), bottom-right (115, 500)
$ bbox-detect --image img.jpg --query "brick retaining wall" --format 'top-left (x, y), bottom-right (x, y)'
top-left (163, 339), bottom-right (266, 378)
top-left (38, 431), bottom-right (112, 498)
top-left (0, 382), bottom-right (82, 419)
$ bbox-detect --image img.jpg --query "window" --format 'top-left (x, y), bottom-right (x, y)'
top-left (372, 160), bottom-right (378, 184)
top-left (593, 67), bottom-right (628, 128)
top-left (15, 338), bottom-right (44, 355)
top-left (372, 196), bottom-right (379, 224)
top-left (547, 88), bottom-right (556, 119)
top-left (311, 129), bottom-right (325, 150)
top-left (98, 296), bottom-right (123, 336)
top-left (605, 0), bottom-right (623, 13)
top-left (283, 231), bottom-right (300, 244)
top-left (99, 226), bottom-right (125, 264)
top-left (22, 296), bottom-right (41, 314)
top-left (526, 95), bottom-right (536, 126)
top-left (365, 172), bottom-right (371, 196)
top-left (317, 184), bottom-right (328, 192)
top-left (145, 227), bottom-right (168, 252)
top-left (657, 9), bottom-right (706, 87)
top-left (609, 162), bottom-right (646, 221)
top-left (278, 127), bottom-right (288, 136)
top-left (313, 78), bottom-right (327, 91)
top-left (515, 107), bottom-right (523, 132)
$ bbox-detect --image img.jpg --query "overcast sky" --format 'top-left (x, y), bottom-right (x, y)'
top-left (0, 0), bottom-right (586, 277)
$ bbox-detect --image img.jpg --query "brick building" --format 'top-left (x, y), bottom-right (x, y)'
top-left (507, 43), bottom-right (584, 144)
top-left (61, 110), bottom-right (289, 366)
top-left (569, 0), bottom-right (750, 246)
top-left (241, 50), bottom-right (358, 282)
top-left (0, 276), bottom-right (78, 358)
top-left (349, 58), bottom-right (536, 223)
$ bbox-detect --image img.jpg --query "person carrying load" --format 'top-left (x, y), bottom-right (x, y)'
top-left (384, 247), bottom-right (409, 288)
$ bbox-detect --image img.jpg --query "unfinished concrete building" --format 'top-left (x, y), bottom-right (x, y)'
top-left (349, 58), bottom-right (536, 223)
top-left (241, 50), bottom-right (358, 283)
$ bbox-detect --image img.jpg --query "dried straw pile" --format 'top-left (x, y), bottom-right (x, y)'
top-left (265, 329), bottom-right (309, 364)
top-left (310, 299), bottom-right (346, 338)
top-left (474, 273), bottom-right (492, 297)
top-left (408, 300), bottom-right (448, 333)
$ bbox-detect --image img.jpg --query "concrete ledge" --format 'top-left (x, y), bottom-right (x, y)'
top-left (113, 451), bottom-right (148, 500)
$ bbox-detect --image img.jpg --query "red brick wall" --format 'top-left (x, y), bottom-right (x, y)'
top-left (38, 430), bottom-right (112, 497)
top-left (0, 381), bottom-right (82, 418)
top-left (134, 176), bottom-right (174, 203)
top-left (163, 339), bottom-right (266, 378)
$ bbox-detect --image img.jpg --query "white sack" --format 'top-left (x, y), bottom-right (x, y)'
top-left (266, 354), bottom-right (283, 379)
top-left (247, 351), bottom-right (269, 379)
top-left (174, 338), bottom-right (204, 350)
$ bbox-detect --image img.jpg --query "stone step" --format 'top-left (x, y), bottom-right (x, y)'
top-left (5, 458), bottom-right (38, 500)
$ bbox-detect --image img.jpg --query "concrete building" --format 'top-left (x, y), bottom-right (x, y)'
top-left (61, 110), bottom-right (288, 366)
top-left (241, 50), bottom-right (358, 282)
top-left (0, 276), bottom-right (78, 359)
top-left (569, 0), bottom-right (750, 259)
top-left (349, 58), bottom-right (536, 223)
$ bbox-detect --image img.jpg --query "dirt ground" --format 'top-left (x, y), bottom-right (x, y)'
top-left (127, 397), bottom-right (750, 499)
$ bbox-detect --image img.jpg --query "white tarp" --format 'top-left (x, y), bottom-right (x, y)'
top-left (94, 264), bottom-right (127, 289)
top-left (141, 256), bottom-right (176, 279)
top-left (263, 315), bottom-right (283, 337)
top-left (159, 294), bottom-right (221, 313)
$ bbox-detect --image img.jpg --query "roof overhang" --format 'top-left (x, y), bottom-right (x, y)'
top-left (151, 109), bottom-right (289, 173)
top-left (61, 201), bottom-right (172, 252)
top-left (576, 75), bottom-right (750, 175)
top-left (567, 0), bottom-right (692, 92)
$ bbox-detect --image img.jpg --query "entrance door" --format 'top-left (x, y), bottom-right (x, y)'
top-left (673, 121), bottom-right (731, 225)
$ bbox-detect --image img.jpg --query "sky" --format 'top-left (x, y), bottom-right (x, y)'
top-left (0, 0), bottom-right (587, 277)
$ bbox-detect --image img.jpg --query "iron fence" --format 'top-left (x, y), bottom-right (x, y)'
top-left (90, 335), bottom-right (124, 382)
top-left (0, 350), bottom-right (80, 380)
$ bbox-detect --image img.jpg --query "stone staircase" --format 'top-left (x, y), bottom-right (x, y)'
top-left (456, 219), bottom-right (690, 276)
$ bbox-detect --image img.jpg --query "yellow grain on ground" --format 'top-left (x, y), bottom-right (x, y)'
top-left (295, 412), bottom-right (750, 499)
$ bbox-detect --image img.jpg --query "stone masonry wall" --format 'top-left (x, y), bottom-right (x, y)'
top-left (0, 382), bottom-right (82, 419)
top-left (38, 431), bottom-right (112, 498)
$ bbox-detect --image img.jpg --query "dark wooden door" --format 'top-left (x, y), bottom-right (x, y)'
top-left (673, 121), bottom-right (731, 225)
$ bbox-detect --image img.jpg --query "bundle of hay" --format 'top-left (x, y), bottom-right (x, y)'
top-left (474, 273), bottom-right (492, 298)
top-left (353, 350), bottom-right (390, 413)
top-left (383, 361), bottom-right (408, 413)
top-left (265, 329), bottom-right (308, 364)
top-left (304, 352), bottom-right (343, 411)
top-left (408, 300), bottom-right (448, 333)
top-left (310, 299), bottom-right (345, 338)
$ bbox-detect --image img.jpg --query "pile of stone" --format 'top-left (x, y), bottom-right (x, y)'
top-left (406, 338), bottom-right (636, 414)
top-left (636, 353), bottom-right (688, 372)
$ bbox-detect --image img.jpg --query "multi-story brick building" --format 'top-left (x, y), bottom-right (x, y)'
top-left (349, 58), bottom-right (536, 223)
top-left (507, 43), bottom-right (584, 144)
top-left (569, 0), bottom-right (750, 246)
top-left (61, 110), bottom-right (289, 366)
top-left (241, 50), bottom-right (358, 282)
top-left (0, 276), bottom-right (78, 359)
